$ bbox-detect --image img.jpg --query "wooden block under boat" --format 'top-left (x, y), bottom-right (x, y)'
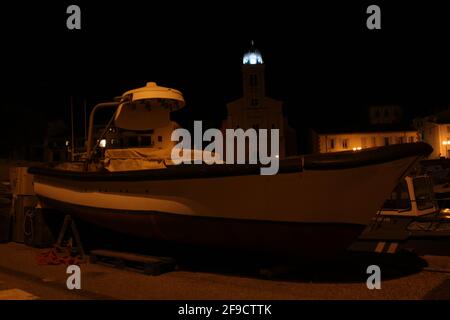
top-left (89, 249), bottom-right (176, 275)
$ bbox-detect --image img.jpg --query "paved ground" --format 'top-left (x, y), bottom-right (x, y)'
top-left (0, 243), bottom-right (450, 300)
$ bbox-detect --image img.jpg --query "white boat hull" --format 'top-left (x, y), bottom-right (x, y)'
top-left (29, 143), bottom-right (432, 258)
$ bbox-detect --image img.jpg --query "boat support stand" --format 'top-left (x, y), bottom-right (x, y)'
top-left (56, 215), bottom-right (86, 260)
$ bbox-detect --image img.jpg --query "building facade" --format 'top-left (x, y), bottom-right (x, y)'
top-left (312, 105), bottom-right (419, 153)
top-left (416, 109), bottom-right (450, 158)
top-left (316, 130), bottom-right (418, 153)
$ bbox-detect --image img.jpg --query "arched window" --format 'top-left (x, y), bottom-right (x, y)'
top-left (249, 74), bottom-right (258, 87)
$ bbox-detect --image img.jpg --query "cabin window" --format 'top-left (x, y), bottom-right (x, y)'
top-left (447, 126), bottom-right (450, 133)
top-left (382, 180), bottom-right (411, 210)
top-left (127, 136), bottom-right (139, 147)
top-left (408, 136), bottom-right (414, 143)
top-left (140, 136), bottom-right (151, 146)
top-left (158, 136), bottom-right (163, 142)
top-left (413, 177), bottom-right (434, 210)
top-left (384, 137), bottom-right (390, 146)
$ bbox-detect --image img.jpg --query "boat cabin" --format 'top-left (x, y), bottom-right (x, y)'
top-left (378, 175), bottom-right (438, 217)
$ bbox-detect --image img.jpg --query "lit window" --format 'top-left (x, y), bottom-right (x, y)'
top-left (342, 139), bottom-right (348, 149)
top-left (329, 139), bottom-right (335, 149)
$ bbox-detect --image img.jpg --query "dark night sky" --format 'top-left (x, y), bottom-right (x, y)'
top-left (2, 1), bottom-right (450, 148)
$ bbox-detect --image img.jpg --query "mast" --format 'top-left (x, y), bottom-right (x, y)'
top-left (70, 96), bottom-right (75, 161)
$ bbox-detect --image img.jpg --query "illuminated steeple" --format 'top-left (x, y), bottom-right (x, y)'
top-left (242, 40), bottom-right (263, 65)
top-left (242, 41), bottom-right (265, 105)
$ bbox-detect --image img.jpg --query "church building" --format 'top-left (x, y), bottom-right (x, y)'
top-left (222, 42), bottom-right (297, 159)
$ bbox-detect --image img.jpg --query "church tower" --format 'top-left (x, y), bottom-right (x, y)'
top-left (222, 41), bottom-right (297, 158)
top-left (242, 41), bottom-right (265, 109)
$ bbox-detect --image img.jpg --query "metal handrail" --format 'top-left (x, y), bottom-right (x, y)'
top-left (86, 102), bottom-right (120, 162)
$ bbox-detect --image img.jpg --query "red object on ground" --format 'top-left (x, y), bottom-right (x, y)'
top-left (36, 246), bottom-right (83, 266)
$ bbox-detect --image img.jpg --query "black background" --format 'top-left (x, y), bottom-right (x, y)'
top-left (0, 300), bottom-right (446, 319)
top-left (1, 1), bottom-right (450, 152)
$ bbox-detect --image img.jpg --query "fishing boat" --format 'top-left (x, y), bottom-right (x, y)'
top-left (28, 83), bottom-right (433, 258)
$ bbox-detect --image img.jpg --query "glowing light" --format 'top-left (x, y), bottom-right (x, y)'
top-left (443, 141), bottom-right (449, 145)
top-left (352, 147), bottom-right (362, 151)
top-left (243, 41), bottom-right (263, 65)
top-left (99, 139), bottom-right (107, 148)
top-left (243, 52), bottom-right (263, 65)
top-left (275, 155), bottom-right (279, 159)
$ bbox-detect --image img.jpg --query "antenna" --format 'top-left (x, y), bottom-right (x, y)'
top-left (70, 96), bottom-right (75, 161)
top-left (84, 99), bottom-right (87, 141)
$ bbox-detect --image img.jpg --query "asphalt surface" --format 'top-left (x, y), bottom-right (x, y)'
top-left (1, 243), bottom-right (450, 300)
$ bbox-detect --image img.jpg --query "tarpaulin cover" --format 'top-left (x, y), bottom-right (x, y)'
top-left (104, 148), bottom-right (220, 172)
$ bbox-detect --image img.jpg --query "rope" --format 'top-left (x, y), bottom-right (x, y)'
top-left (23, 207), bottom-right (35, 239)
top-left (37, 245), bottom-right (84, 266)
